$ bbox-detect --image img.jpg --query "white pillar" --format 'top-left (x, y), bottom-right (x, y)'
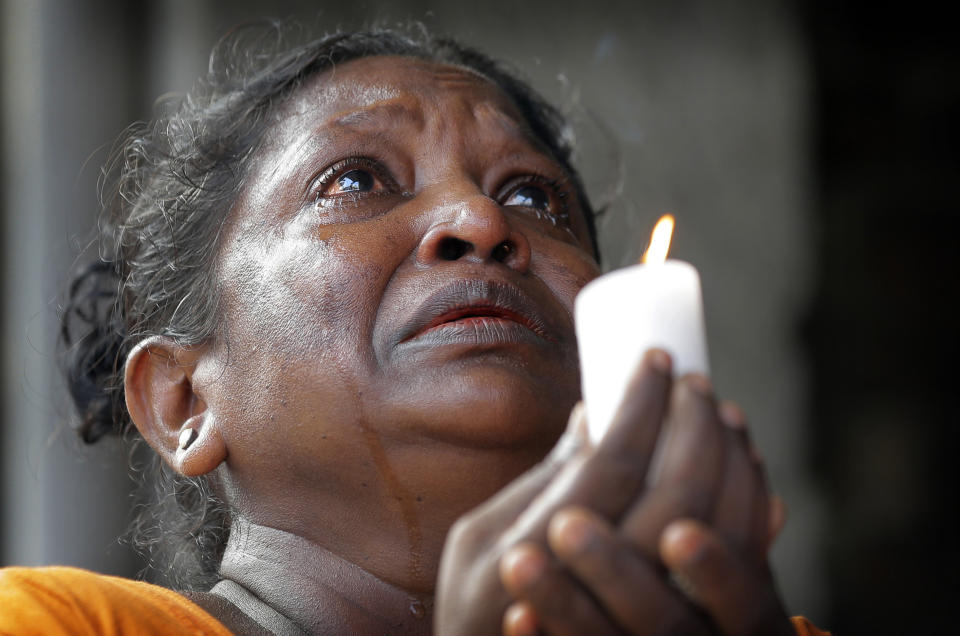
top-left (1, 0), bottom-right (140, 576)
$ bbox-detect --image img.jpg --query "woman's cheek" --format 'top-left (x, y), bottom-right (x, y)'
top-left (532, 244), bottom-right (601, 315)
top-left (217, 231), bottom-right (367, 357)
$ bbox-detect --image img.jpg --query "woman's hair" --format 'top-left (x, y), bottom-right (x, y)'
top-left (60, 22), bottom-right (597, 590)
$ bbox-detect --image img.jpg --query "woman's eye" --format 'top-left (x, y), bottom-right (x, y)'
top-left (326, 168), bottom-right (377, 196)
top-left (504, 185), bottom-right (551, 211)
top-left (307, 158), bottom-right (405, 222)
top-left (311, 158), bottom-right (401, 210)
top-left (497, 175), bottom-right (574, 236)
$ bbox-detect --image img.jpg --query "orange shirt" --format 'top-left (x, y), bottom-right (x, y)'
top-left (0, 566), bottom-right (232, 635)
top-left (791, 616), bottom-right (831, 636)
top-left (0, 565), bottom-right (829, 635)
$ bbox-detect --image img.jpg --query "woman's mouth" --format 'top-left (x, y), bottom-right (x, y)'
top-left (395, 279), bottom-right (557, 349)
top-left (416, 305), bottom-right (551, 339)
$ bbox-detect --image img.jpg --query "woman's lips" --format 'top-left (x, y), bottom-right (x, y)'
top-left (407, 315), bottom-right (546, 348)
top-left (417, 305), bottom-right (550, 339)
top-left (395, 279), bottom-right (557, 348)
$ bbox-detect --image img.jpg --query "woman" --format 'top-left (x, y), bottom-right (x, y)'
top-left (1, 27), bottom-right (824, 635)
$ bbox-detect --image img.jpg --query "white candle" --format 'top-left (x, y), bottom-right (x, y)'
top-left (575, 215), bottom-right (710, 443)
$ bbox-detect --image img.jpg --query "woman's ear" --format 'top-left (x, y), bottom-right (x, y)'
top-left (124, 337), bottom-right (226, 477)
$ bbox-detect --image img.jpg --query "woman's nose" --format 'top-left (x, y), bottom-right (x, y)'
top-left (415, 194), bottom-right (531, 273)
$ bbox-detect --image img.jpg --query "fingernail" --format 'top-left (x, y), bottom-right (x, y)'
top-left (504, 602), bottom-right (539, 636)
top-left (551, 403), bottom-right (589, 460)
top-left (662, 521), bottom-right (705, 564)
top-left (567, 402), bottom-right (590, 442)
top-left (718, 402), bottom-right (746, 430)
top-left (686, 373), bottom-right (713, 397)
top-left (648, 348), bottom-right (672, 375)
top-left (501, 546), bottom-right (546, 589)
top-left (552, 511), bottom-right (594, 554)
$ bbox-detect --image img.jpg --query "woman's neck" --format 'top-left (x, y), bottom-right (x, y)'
top-left (218, 516), bottom-right (433, 635)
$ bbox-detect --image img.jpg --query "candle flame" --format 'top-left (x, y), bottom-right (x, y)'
top-left (641, 214), bottom-right (675, 264)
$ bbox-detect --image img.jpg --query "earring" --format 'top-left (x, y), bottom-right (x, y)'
top-left (178, 427), bottom-right (198, 451)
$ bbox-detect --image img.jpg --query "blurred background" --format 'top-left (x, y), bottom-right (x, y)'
top-left (0, 0), bottom-right (954, 632)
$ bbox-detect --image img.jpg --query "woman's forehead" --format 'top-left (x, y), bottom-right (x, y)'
top-left (271, 56), bottom-right (525, 138)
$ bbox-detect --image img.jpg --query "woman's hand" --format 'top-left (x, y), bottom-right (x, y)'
top-left (497, 377), bottom-right (793, 635)
top-left (434, 349), bottom-right (793, 635)
top-left (435, 350), bottom-right (676, 635)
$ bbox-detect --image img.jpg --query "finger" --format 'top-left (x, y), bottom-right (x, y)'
top-left (596, 348), bottom-right (673, 460)
top-left (715, 410), bottom-right (773, 564)
top-left (619, 373), bottom-right (726, 560)
top-left (712, 428), bottom-right (755, 549)
top-left (548, 506), bottom-right (713, 635)
top-left (660, 520), bottom-right (793, 636)
top-left (745, 446), bottom-right (772, 561)
top-left (547, 401), bottom-right (593, 463)
top-left (503, 601), bottom-right (540, 636)
top-left (499, 349), bottom-right (673, 546)
top-left (712, 402), bottom-right (763, 556)
top-left (500, 542), bottom-right (621, 636)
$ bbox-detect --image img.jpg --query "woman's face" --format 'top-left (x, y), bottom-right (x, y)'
top-left (197, 56), bottom-right (600, 562)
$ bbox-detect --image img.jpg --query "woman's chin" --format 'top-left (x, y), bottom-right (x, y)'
top-left (378, 364), bottom-right (578, 450)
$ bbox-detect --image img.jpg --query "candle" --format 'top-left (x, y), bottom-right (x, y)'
top-left (575, 214), bottom-right (710, 443)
